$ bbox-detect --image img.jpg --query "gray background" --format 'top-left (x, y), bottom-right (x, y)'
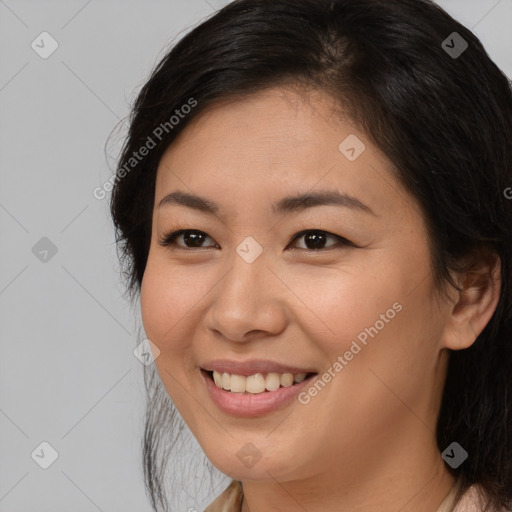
top-left (0, 0), bottom-right (510, 510)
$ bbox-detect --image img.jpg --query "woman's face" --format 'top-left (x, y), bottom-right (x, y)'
top-left (140, 87), bottom-right (454, 484)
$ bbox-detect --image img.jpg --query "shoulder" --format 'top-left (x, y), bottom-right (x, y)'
top-left (202, 480), bottom-right (511, 512)
top-left (203, 480), bottom-right (243, 512)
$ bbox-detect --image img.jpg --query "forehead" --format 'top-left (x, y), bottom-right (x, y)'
top-left (154, 87), bottom-right (413, 222)
top-left (160, 87), bottom-right (347, 167)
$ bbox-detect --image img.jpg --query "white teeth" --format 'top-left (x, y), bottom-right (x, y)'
top-left (211, 370), bottom-right (311, 394)
top-left (221, 372), bottom-right (231, 391)
top-left (213, 371), bottom-right (223, 388)
top-left (246, 374), bottom-right (266, 393)
top-left (280, 373), bottom-right (294, 387)
top-left (265, 372), bottom-right (281, 391)
top-left (230, 374), bottom-right (246, 393)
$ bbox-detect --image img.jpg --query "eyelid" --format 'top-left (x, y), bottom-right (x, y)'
top-left (158, 229), bottom-right (218, 250)
top-left (158, 228), bottom-right (355, 251)
top-left (288, 229), bottom-right (354, 251)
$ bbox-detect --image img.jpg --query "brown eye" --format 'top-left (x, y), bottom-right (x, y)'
top-left (288, 230), bottom-right (353, 251)
top-left (158, 230), bottom-right (218, 249)
top-left (158, 228), bottom-right (353, 252)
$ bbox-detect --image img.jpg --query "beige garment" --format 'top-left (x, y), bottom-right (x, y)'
top-left (203, 477), bottom-right (508, 512)
top-left (204, 480), bottom-right (243, 512)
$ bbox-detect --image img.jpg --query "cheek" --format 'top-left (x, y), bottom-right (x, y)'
top-left (140, 259), bottom-right (194, 351)
top-left (140, 265), bottom-right (166, 342)
top-left (290, 260), bottom-right (439, 391)
top-left (286, 265), bottom-right (405, 354)
top-left (140, 261), bottom-right (198, 403)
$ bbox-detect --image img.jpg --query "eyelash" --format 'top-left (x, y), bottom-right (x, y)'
top-left (157, 229), bottom-right (355, 252)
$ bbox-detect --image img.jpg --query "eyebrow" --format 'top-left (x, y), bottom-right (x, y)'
top-left (158, 190), bottom-right (377, 217)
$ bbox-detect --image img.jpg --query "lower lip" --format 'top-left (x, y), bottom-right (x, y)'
top-left (201, 370), bottom-right (317, 418)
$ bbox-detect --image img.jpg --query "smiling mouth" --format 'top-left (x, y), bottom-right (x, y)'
top-left (201, 369), bottom-right (318, 394)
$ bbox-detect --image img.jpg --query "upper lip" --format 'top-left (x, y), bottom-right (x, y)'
top-left (201, 359), bottom-right (318, 376)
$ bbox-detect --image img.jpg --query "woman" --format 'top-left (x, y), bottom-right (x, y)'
top-left (109, 0), bottom-right (512, 510)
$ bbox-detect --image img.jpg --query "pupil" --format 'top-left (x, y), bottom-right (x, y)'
top-left (305, 232), bottom-right (325, 250)
top-left (182, 231), bottom-right (326, 249)
top-left (185, 231), bottom-right (204, 247)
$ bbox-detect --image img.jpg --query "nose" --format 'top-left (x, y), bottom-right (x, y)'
top-left (204, 252), bottom-right (288, 343)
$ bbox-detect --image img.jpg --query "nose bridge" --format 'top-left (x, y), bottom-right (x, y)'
top-left (222, 234), bottom-right (269, 303)
top-left (206, 241), bottom-right (285, 340)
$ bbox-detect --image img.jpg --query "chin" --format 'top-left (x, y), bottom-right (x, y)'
top-left (204, 441), bottom-right (311, 482)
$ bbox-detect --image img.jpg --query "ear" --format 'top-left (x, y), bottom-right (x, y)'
top-left (442, 250), bottom-right (501, 351)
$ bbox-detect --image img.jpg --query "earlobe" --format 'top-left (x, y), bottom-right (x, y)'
top-left (442, 252), bottom-right (501, 351)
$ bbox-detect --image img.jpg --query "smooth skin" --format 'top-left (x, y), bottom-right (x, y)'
top-left (140, 86), bottom-right (501, 512)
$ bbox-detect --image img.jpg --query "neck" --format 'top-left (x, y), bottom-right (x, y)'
top-left (240, 435), bottom-right (455, 512)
